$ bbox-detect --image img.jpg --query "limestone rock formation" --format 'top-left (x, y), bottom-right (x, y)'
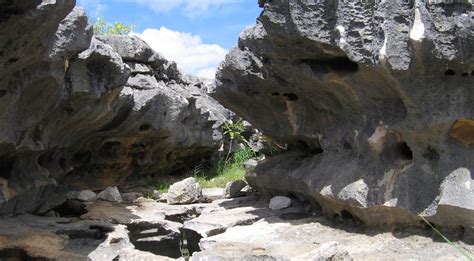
top-left (214, 0), bottom-right (474, 229)
top-left (0, 1), bottom-right (229, 215)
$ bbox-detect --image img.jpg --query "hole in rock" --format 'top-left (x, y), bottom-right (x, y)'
top-left (279, 212), bottom-right (312, 221)
top-left (5, 57), bottom-right (19, 66)
top-left (139, 124), bottom-right (151, 132)
top-left (0, 90), bottom-right (7, 97)
top-left (271, 92), bottom-right (280, 96)
top-left (395, 142), bottom-right (413, 160)
top-left (56, 226), bottom-right (111, 240)
top-left (54, 200), bottom-right (88, 218)
top-left (343, 141), bottom-right (352, 150)
top-left (165, 208), bottom-right (200, 224)
top-left (59, 157), bottom-right (67, 170)
top-left (72, 151), bottom-right (91, 164)
top-left (55, 225), bottom-right (112, 256)
top-left (127, 222), bottom-right (183, 258)
top-left (294, 140), bottom-right (324, 154)
top-left (0, 248), bottom-right (51, 261)
top-left (444, 69), bottom-right (455, 76)
top-left (301, 57), bottom-right (359, 75)
top-left (340, 210), bottom-right (355, 221)
top-left (461, 72), bottom-right (469, 77)
top-left (100, 141), bottom-right (122, 158)
top-left (471, 71), bottom-right (474, 76)
top-left (181, 228), bottom-right (202, 256)
top-left (422, 146), bottom-right (440, 161)
top-left (262, 56), bottom-right (270, 64)
top-left (0, 156), bottom-right (15, 180)
top-left (282, 93), bottom-right (299, 101)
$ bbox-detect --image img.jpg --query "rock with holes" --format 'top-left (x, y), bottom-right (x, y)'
top-left (0, 1), bottom-right (230, 215)
top-left (97, 187), bottom-right (123, 203)
top-left (269, 196), bottom-right (292, 210)
top-left (214, 1), bottom-right (474, 228)
top-left (224, 180), bottom-right (247, 198)
top-left (167, 178), bottom-right (202, 205)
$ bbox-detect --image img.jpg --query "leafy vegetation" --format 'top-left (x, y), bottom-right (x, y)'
top-left (194, 146), bottom-right (256, 188)
top-left (93, 17), bottom-right (135, 36)
top-left (146, 120), bottom-right (260, 192)
top-left (223, 120), bottom-right (248, 162)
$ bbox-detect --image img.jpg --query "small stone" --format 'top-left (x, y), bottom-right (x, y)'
top-left (44, 210), bottom-right (59, 217)
top-left (202, 188), bottom-right (225, 200)
top-left (244, 159), bottom-right (258, 171)
top-left (97, 187), bottom-right (123, 202)
top-left (133, 197), bottom-right (155, 205)
top-left (167, 177), bottom-right (202, 205)
top-left (224, 180), bottom-right (247, 198)
top-left (66, 190), bottom-right (97, 202)
top-left (152, 190), bottom-right (162, 200)
top-left (121, 192), bottom-right (143, 203)
top-left (269, 196), bottom-right (292, 210)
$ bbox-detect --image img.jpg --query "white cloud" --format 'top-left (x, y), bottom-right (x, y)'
top-left (138, 27), bottom-right (228, 79)
top-left (77, 0), bottom-right (107, 18)
top-left (135, 0), bottom-right (242, 17)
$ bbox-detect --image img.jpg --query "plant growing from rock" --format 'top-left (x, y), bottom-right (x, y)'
top-left (223, 120), bottom-right (248, 163)
top-left (93, 17), bottom-right (135, 35)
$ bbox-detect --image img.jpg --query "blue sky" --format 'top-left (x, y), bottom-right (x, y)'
top-left (77, 0), bottom-right (262, 78)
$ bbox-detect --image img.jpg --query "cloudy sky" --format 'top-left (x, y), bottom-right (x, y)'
top-left (77, 0), bottom-right (261, 78)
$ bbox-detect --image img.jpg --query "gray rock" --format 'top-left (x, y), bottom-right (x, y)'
top-left (49, 7), bottom-right (93, 60)
top-left (167, 178), bottom-right (202, 205)
top-left (66, 190), bottom-right (97, 202)
top-left (0, 2), bottom-right (230, 214)
top-left (202, 188), bottom-right (225, 201)
top-left (126, 62), bottom-right (152, 74)
top-left (126, 74), bottom-right (159, 90)
top-left (121, 192), bottom-right (143, 203)
top-left (95, 35), bottom-right (156, 63)
top-left (214, 0), bottom-right (474, 228)
top-left (97, 187), bottom-right (123, 203)
top-left (243, 159), bottom-right (258, 172)
top-left (269, 196), bottom-right (291, 210)
top-left (224, 180), bottom-right (247, 198)
top-left (337, 179), bottom-right (369, 208)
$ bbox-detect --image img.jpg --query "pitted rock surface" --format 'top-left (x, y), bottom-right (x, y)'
top-left (214, 0), bottom-right (474, 228)
top-left (0, 1), bottom-right (229, 215)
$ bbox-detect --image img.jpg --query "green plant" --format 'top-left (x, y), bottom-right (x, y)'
top-left (232, 146), bottom-right (256, 165)
top-left (223, 120), bottom-right (246, 142)
top-left (93, 17), bottom-right (135, 36)
top-left (420, 216), bottom-right (473, 260)
top-left (192, 146), bottom-right (255, 188)
top-left (223, 120), bottom-right (249, 163)
top-left (194, 161), bottom-right (246, 188)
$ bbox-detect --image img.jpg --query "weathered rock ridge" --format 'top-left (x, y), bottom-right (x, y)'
top-left (0, 1), bottom-right (229, 214)
top-left (215, 0), bottom-right (474, 229)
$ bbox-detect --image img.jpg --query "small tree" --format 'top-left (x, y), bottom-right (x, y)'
top-left (93, 17), bottom-right (135, 36)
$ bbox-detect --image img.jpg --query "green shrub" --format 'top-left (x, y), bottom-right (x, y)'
top-left (93, 17), bottom-right (135, 36)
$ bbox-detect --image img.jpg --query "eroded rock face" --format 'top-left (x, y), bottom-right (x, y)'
top-left (0, 2), bottom-right (229, 214)
top-left (215, 0), bottom-right (474, 228)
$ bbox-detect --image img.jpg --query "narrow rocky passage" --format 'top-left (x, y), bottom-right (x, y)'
top-left (0, 0), bottom-right (473, 260)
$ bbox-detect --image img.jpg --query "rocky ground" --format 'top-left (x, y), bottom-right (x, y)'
top-left (0, 185), bottom-right (472, 260)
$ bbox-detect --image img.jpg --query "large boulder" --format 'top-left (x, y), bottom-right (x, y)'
top-left (167, 177), bottom-right (202, 205)
top-left (0, 2), bottom-right (229, 215)
top-left (214, 0), bottom-right (474, 229)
